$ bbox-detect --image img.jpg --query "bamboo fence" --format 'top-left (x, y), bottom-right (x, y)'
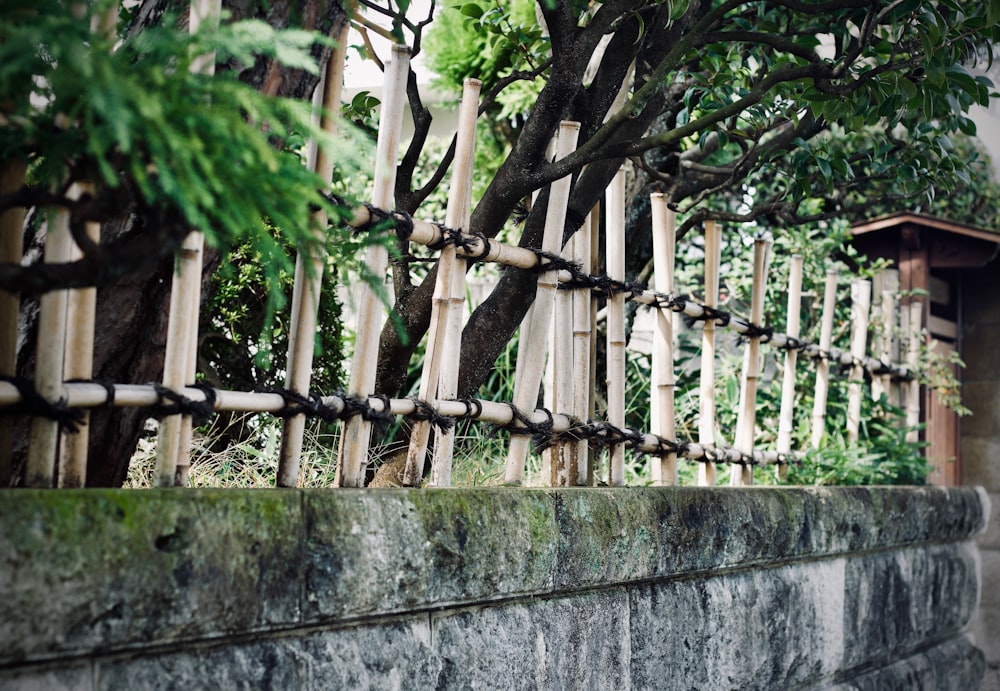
top-left (1, 33), bottom-right (927, 491)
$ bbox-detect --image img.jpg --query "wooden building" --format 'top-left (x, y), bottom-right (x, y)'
top-left (850, 212), bottom-right (1000, 486)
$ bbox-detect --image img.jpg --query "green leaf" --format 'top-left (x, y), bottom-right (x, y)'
top-left (989, 0), bottom-right (1000, 25)
top-left (460, 3), bottom-right (484, 19)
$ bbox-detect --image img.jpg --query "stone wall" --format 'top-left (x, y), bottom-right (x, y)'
top-left (962, 257), bottom-right (1000, 691)
top-left (0, 486), bottom-right (988, 690)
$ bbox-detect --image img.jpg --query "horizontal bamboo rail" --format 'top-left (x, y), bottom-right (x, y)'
top-left (339, 202), bottom-right (914, 381)
top-left (0, 381), bottom-right (792, 467)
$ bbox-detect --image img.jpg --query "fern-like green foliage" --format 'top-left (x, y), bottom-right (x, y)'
top-left (0, 0), bottom-right (378, 316)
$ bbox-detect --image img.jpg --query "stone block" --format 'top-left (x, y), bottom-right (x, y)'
top-left (0, 663), bottom-right (93, 691)
top-left (0, 490), bottom-right (304, 665)
top-left (96, 615), bottom-right (438, 690)
top-left (432, 588), bottom-right (630, 690)
top-left (629, 559), bottom-right (848, 690)
top-left (830, 634), bottom-right (984, 691)
top-left (629, 544), bottom-right (981, 690)
top-left (302, 489), bottom-right (559, 621)
top-left (551, 489), bottom-right (660, 587)
top-left (301, 616), bottom-right (441, 689)
top-left (550, 486), bottom-right (986, 588)
top-left (841, 543), bottom-right (979, 670)
top-left (96, 639), bottom-right (308, 690)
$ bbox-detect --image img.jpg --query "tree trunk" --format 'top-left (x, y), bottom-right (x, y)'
top-left (11, 0), bottom-right (348, 486)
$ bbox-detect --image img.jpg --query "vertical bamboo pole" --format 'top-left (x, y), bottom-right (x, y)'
top-left (905, 301), bottom-right (923, 443)
top-left (338, 46), bottom-right (410, 487)
top-left (58, 183), bottom-right (100, 487)
top-left (585, 204), bottom-right (600, 486)
top-left (605, 168), bottom-right (627, 487)
top-left (870, 272), bottom-right (886, 404)
top-left (550, 219), bottom-right (580, 487)
top-left (429, 155), bottom-right (477, 486)
top-left (884, 269), bottom-right (901, 408)
top-left (845, 279), bottom-right (871, 444)
top-left (504, 121), bottom-right (580, 485)
top-left (871, 269), bottom-right (897, 404)
top-left (173, 240), bottom-right (207, 487)
top-left (428, 82), bottom-right (480, 487)
top-left (776, 255), bottom-right (803, 479)
top-left (541, 304), bottom-right (557, 484)
top-left (697, 221), bottom-right (722, 486)
top-left (540, 124), bottom-right (571, 486)
top-left (154, 0), bottom-right (220, 487)
top-left (569, 208), bottom-right (593, 486)
top-left (0, 159), bottom-right (26, 484)
top-left (154, 231), bottom-right (205, 487)
top-left (188, 0), bottom-right (220, 74)
top-left (55, 0), bottom-right (119, 488)
top-left (650, 193), bottom-right (677, 486)
top-left (405, 78), bottom-right (480, 487)
top-left (810, 268), bottom-right (838, 449)
top-left (24, 200), bottom-right (75, 487)
top-left (877, 287), bottom-right (895, 402)
top-left (276, 23), bottom-right (350, 488)
top-left (731, 238), bottom-right (771, 486)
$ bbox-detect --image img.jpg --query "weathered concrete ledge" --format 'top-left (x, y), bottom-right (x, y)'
top-left (0, 486), bottom-right (987, 689)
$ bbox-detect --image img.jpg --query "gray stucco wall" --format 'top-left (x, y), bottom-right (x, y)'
top-left (962, 258), bottom-right (1000, 691)
top-left (0, 486), bottom-right (988, 690)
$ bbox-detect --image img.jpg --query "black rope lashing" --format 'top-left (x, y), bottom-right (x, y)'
top-left (641, 435), bottom-right (690, 458)
top-left (427, 225), bottom-right (480, 254)
top-left (802, 345), bottom-right (834, 362)
top-left (529, 406), bottom-right (557, 451)
top-left (463, 233), bottom-right (494, 263)
top-left (693, 446), bottom-right (722, 465)
top-left (0, 375), bottom-right (85, 432)
top-left (776, 335), bottom-right (810, 352)
top-left (325, 191), bottom-right (350, 209)
top-left (358, 203), bottom-right (391, 231)
top-left (690, 304), bottom-right (731, 328)
top-left (559, 272), bottom-right (644, 299)
top-left (492, 402), bottom-right (555, 451)
top-left (392, 210), bottom-right (415, 242)
top-left (151, 383), bottom-right (216, 427)
top-left (407, 397), bottom-right (455, 433)
top-left (645, 291), bottom-right (689, 313)
top-left (603, 422), bottom-right (647, 450)
top-left (455, 398), bottom-right (484, 419)
top-left (583, 421), bottom-right (638, 450)
top-left (737, 322), bottom-right (774, 344)
top-left (349, 203), bottom-right (413, 242)
top-left (551, 416), bottom-right (594, 443)
top-left (268, 389), bottom-right (340, 423)
top-left (527, 249), bottom-right (583, 276)
top-left (870, 358), bottom-right (896, 376)
top-left (338, 392), bottom-right (395, 430)
top-left (774, 452), bottom-right (799, 467)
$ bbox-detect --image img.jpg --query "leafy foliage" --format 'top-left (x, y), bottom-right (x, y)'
top-left (0, 0), bottom-right (375, 302)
